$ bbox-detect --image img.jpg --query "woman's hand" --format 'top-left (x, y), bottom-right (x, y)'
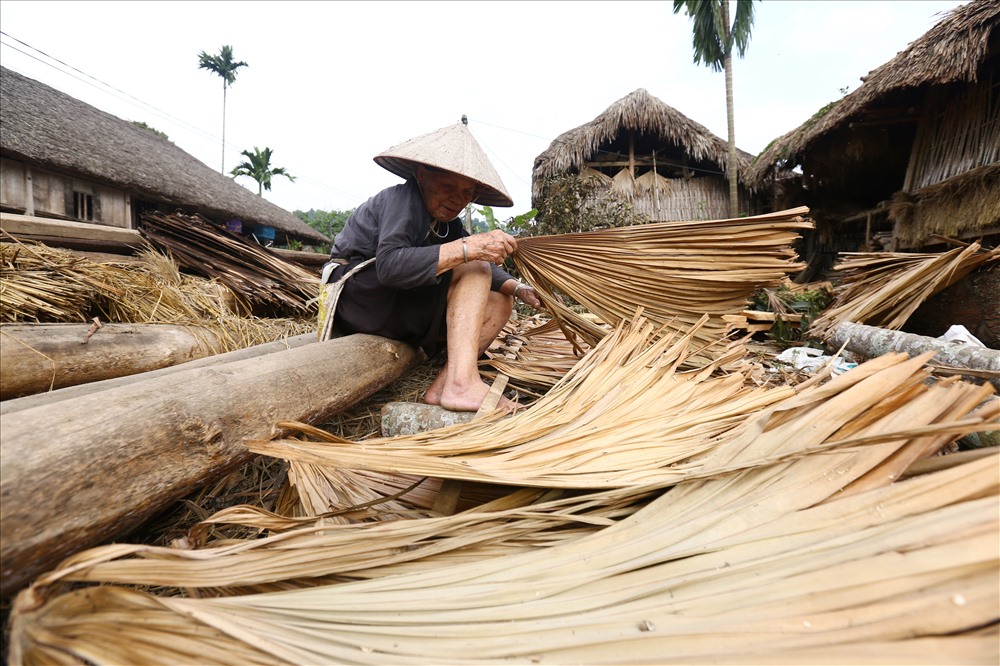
top-left (513, 283), bottom-right (542, 309)
top-left (464, 230), bottom-right (517, 265)
top-left (502, 278), bottom-right (542, 309)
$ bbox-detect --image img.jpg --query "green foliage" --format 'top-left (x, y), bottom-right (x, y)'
top-left (295, 208), bottom-right (353, 251)
top-left (197, 45), bottom-right (248, 86)
top-left (198, 45), bottom-right (248, 173)
top-left (131, 121), bottom-right (169, 141)
top-left (672, 0), bottom-right (757, 71)
top-left (231, 147), bottom-right (295, 197)
top-left (517, 174), bottom-right (644, 237)
top-left (473, 206), bottom-right (537, 235)
top-left (750, 286), bottom-right (833, 346)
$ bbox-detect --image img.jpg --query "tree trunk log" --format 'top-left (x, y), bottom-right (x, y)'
top-left (0, 323), bottom-right (229, 400)
top-left (0, 334), bottom-right (420, 599)
top-left (0, 332), bottom-right (317, 415)
top-left (829, 322), bottom-right (1000, 389)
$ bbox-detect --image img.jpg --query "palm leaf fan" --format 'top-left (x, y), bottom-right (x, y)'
top-left (512, 206), bottom-right (813, 355)
top-left (609, 167), bottom-right (637, 200)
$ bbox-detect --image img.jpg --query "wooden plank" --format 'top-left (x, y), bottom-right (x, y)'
top-left (740, 310), bottom-right (804, 322)
top-left (271, 247), bottom-right (328, 268)
top-left (432, 374), bottom-right (511, 517)
top-left (1, 212), bottom-right (141, 244)
top-left (475, 374), bottom-right (509, 417)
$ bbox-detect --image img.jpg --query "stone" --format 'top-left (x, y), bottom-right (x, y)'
top-left (380, 402), bottom-right (476, 437)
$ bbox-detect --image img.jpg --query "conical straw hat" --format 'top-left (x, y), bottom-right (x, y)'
top-left (374, 122), bottom-right (513, 207)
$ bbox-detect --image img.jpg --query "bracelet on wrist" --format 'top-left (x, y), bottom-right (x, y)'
top-left (513, 283), bottom-right (524, 299)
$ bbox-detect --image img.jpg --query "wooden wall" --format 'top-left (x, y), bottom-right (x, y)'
top-left (614, 177), bottom-right (754, 222)
top-left (0, 157), bottom-right (26, 212)
top-left (905, 65), bottom-right (999, 192)
top-left (0, 157), bottom-right (131, 228)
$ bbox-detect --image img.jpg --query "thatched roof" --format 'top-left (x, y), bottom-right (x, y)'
top-left (747, 0), bottom-right (1000, 186)
top-left (0, 67), bottom-right (329, 246)
top-left (531, 88), bottom-right (754, 203)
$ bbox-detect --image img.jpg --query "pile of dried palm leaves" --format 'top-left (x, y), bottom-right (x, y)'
top-left (9, 312), bottom-right (998, 664)
top-left (7, 205), bottom-right (1000, 664)
top-left (512, 207), bottom-right (813, 358)
top-left (139, 210), bottom-right (319, 315)
top-left (808, 241), bottom-right (999, 342)
top-left (1, 239), bottom-right (314, 351)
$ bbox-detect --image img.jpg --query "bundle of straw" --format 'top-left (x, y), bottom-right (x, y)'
top-left (140, 211), bottom-right (319, 315)
top-left (1, 239), bottom-right (313, 350)
top-left (1, 242), bottom-right (96, 321)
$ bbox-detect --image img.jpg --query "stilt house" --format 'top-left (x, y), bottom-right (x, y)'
top-left (531, 88), bottom-right (758, 222)
top-left (748, 0), bottom-right (999, 267)
top-left (0, 67), bottom-right (329, 252)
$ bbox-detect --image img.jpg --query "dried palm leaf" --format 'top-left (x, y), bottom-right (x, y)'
top-left (809, 242), bottom-right (1000, 342)
top-left (11, 437), bottom-right (997, 663)
top-left (512, 207), bottom-right (812, 356)
top-left (25, 484), bottom-right (653, 594)
top-left (634, 169), bottom-right (673, 196)
top-left (248, 315), bottom-right (996, 491)
top-left (482, 313), bottom-right (594, 396)
top-left (609, 167), bottom-right (637, 200)
top-left (578, 166), bottom-right (612, 188)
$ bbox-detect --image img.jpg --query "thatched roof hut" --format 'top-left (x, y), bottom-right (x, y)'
top-left (748, 0), bottom-right (999, 252)
top-left (0, 66), bottom-right (329, 247)
top-left (532, 89), bottom-right (758, 222)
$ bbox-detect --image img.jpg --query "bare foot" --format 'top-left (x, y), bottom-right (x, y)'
top-left (439, 379), bottom-right (516, 413)
top-left (423, 371), bottom-right (446, 406)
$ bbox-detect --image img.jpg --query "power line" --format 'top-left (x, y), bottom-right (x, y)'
top-left (0, 31), bottom-right (221, 146)
top-left (0, 31), bottom-right (365, 207)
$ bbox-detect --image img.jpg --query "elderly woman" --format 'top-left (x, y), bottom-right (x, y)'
top-left (322, 121), bottom-right (541, 413)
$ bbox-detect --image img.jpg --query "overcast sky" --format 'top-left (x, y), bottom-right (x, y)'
top-left (0, 0), bottom-right (966, 218)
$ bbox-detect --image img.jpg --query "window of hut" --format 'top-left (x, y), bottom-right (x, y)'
top-left (73, 191), bottom-right (93, 221)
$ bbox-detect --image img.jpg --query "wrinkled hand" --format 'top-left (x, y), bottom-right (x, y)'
top-left (466, 230), bottom-right (517, 265)
top-left (514, 285), bottom-right (542, 309)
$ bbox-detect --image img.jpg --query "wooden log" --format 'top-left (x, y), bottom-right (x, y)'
top-left (829, 321), bottom-right (1000, 389)
top-left (0, 334), bottom-right (420, 599)
top-left (0, 322), bottom-right (228, 400)
top-left (0, 332), bottom-right (317, 416)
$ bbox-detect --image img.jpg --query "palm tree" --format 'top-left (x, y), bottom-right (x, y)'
top-left (673, 0), bottom-right (756, 217)
top-left (197, 45), bottom-right (249, 174)
top-left (230, 146), bottom-right (296, 197)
